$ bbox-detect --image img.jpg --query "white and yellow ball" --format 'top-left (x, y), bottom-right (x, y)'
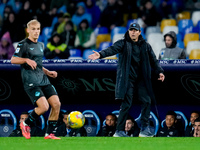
top-left (68, 111), bottom-right (85, 129)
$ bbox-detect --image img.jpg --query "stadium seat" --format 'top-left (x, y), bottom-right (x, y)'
top-left (0, 109), bottom-right (17, 137)
top-left (186, 41), bottom-right (200, 56)
top-left (69, 49), bottom-right (82, 57)
top-left (28, 110), bottom-right (45, 130)
top-left (147, 33), bottom-right (163, 47)
top-left (191, 11), bottom-right (200, 26)
top-left (112, 33), bottom-right (124, 44)
top-left (178, 19), bottom-right (193, 40)
top-left (41, 26), bottom-right (53, 47)
top-left (135, 111), bottom-right (159, 135)
top-left (176, 11), bottom-right (191, 23)
top-left (189, 49), bottom-right (200, 59)
top-left (183, 33), bottom-right (199, 47)
top-left (96, 34), bottom-right (111, 49)
top-left (151, 41), bottom-right (165, 59)
top-left (145, 26), bottom-right (161, 40)
top-left (99, 42), bottom-right (112, 51)
top-left (162, 26), bottom-right (179, 36)
top-left (177, 40), bottom-right (185, 49)
top-left (111, 26), bottom-right (127, 40)
top-left (160, 19), bottom-right (176, 32)
top-left (82, 49), bottom-right (95, 59)
top-left (94, 27), bottom-right (109, 36)
top-left (82, 110), bottom-right (101, 136)
top-left (161, 111), bottom-right (188, 130)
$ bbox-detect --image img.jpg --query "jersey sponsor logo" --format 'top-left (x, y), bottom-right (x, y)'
top-left (30, 48), bottom-right (34, 50)
top-left (15, 48), bottom-right (20, 53)
top-left (35, 91), bottom-right (40, 97)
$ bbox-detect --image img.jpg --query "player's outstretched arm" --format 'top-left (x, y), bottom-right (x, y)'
top-left (88, 50), bottom-right (100, 60)
top-left (11, 56), bottom-right (37, 70)
top-left (43, 67), bottom-right (57, 78)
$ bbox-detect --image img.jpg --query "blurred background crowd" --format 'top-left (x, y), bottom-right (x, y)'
top-left (0, 0), bottom-right (200, 60)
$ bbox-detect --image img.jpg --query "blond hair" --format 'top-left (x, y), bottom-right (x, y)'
top-left (27, 19), bottom-right (41, 28)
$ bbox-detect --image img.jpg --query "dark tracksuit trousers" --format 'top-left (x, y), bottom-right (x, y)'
top-left (116, 79), bottom-right (151, 131)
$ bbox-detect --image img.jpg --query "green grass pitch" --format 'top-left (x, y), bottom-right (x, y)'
top-left (0, 137), bottom-right (199, 150)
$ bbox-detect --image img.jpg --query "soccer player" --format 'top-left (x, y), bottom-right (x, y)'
top-left (11, 19), bottom-right (61, 140)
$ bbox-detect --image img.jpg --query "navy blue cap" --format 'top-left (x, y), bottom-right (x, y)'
top-left (129, 23), bottom-right (141, 31)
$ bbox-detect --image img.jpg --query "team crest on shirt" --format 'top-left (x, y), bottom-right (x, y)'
top-left (15, 48), bottom-right (20, 53)
top-left (35, 91), bottom-right (40, 97)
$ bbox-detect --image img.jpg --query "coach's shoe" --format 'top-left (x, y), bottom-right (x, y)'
top-left (113, 130), bottom-right (129, 137)
top-left (44, 133), bottom-right (61, 140)
top-left (20, 121), bottom-right (31, 139)
top-left (139, 126), bottom-right (154, 137)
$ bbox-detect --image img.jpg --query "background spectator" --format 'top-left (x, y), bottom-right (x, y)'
top-left (9, 111), bottom-right (45, 137)
top-left (125, 115), bottom-right (140, 137)
top-left (71, 2), bottom-right (92, 29)
top-left (74, 19), bottom-right (96, 53)
top-left (97, 113), bottom-right (117, 137)
top-left (159, 31), bottom-right (186, 60)
top-left (193, 117), bottom-right (200, 137)
top-left (157, 111), bottom-right (181, 137)
top-left (44, 32), bottom-right (70, 59)
top-left (85, 0), bottom-right (101, 29)
top-left (0, 31), bottom-right (15, 59)
top-left (185, 111), bottom-right (200, 137)
top-left (60, 20), bottom-right (76, 50)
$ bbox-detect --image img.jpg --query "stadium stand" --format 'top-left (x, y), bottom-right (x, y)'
top-left (145, 26), bottom-right (161, 40)
top-left (112, 33), bottom-right (124, 44)
top-left (98, 41), bottom-right (112, 51)
top-left (82, 49), bottom-right (95, 60)
top-left (96, 34), bottom-right (111, 49)
top-left (191, 11), bottom-right (200, 26)
top-left (189, 49), bottom-right (200, 59)
top-left (186, 41), bottom-right (200, 56)
top-left (176, 11), bottom-right (191, 23)
top-left (160, 19), bottom-right (176, 32)
top-left (178, 19), bottom-right (194, 40)
top-left (183, 33), bottom-right (199, 47)
top-left (162, 26), bottom-right (179, 36)
top-left (111, 26), bottom-right (127, 40)
top-left (0, 109), bottom-right (17, 137)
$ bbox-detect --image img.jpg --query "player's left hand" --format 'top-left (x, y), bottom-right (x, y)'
top-left (158, 73), bottom-right (165, 82)
top-left (47, 71), bottom-right (57, 78)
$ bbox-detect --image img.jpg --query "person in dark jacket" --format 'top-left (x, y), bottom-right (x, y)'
top-left (157, 111), bottom-right (182, 137)
top-left (97, 113), bottom-right (117, 137)
top-left (89, 23), bottom-right (165, 137)
top-left (185, 111), bottom-right (200, 137)
top-left (55, 111), bottom-right (87, 137)
top-left (125, 115), bottom-right (140, 137)
top-left (9, 111), bottom-right (45, 137)
top-left (44, 32), bottom-right (70, 59)
top-left (159, 31), bottom-right (186, 60)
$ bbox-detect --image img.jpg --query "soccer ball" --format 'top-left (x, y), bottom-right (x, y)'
top-left (68, 111), bottom-right (85, 129)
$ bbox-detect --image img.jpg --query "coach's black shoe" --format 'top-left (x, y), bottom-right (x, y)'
top-left (113, 130), bottom-right (129, 137)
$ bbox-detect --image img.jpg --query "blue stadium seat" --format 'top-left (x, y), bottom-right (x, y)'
top-left (135, 111), bottom-right (159, 135)
top-left (161, 111), bottom-right (188, 130)
top-left (111, 26), bottom-right (127, 40)
top-left (98, 42), bottom-right (112, 51)
top-left (0, 109), bottom-right (17, 137)
top-left (82, 110), bottom-right (101, 136)
top-left (28, 110), bottom-right (45, 130)
top-left (69, 49), bottom-right (82, 57)
top-left (178, 19), bottom-right (194, 40)
top-left (41, 27), bottom-right (53, 47)
top-left (82, 49), bottom-right (95, 59)
top-left (94, 27), bottom-right (109, 36)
